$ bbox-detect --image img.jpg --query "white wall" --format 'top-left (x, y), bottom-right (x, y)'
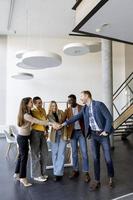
top-left (125, 44), bottom-right (133, 108)
top-left (113, 42), bottom-right (125, 92)
top-left (113, 42), bottom-right (126, 118)
top-left (6, 36), bottom-right (102, 125)
top-left (0, 36), bottom-right (7, 124)
top-left (5, 36), bottom-right (127, 124)
top-left (125, 44), bottom-right (133, 78)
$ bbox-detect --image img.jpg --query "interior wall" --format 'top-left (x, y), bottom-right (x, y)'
top-left (0, 36), bottom-right (7, 125)
top-left (113, 42), bottom-right (125, 92)
top-left (125, 44), bottom-right (133, 108)
top-left (5, 36), bottom-right (126, 125)
top-left (125, 44), bottom-right (133, 78)
top-left (113, 42), bottom-right (125, 118)
top-left (6, 36), bottom-right (102, 125)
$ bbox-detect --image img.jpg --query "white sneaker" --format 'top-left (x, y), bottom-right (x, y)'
top-left (33, 176), bottom-right (47, 182)
top-left (42, 175), bottom-right (48, 179)
top-left (13, 173), bottom-right (20, 180)
top-left (20, 178), bottom-right (32, 187)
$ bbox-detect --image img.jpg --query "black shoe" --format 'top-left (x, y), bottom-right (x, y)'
top-left (53, 176), bottom-right (63, 182)
top-left (84, 172), bottom-right (91, 183)
top-left (69, 171), bottom-right (79, 179)
top-left (89, 181), bottom-right (101, 191)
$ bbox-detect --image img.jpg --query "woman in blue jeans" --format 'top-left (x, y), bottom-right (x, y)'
top-left (47, 101), bottom-right (67, 181)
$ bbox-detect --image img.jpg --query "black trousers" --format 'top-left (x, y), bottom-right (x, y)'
top-left (15, 135), bottom-right (29, 178)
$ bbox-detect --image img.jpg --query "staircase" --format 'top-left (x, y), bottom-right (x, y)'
top-left (113, 72), bottom-right (133, 139)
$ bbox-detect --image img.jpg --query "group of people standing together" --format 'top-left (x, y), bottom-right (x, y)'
top-left (14, 90), bottom-right (114, 191)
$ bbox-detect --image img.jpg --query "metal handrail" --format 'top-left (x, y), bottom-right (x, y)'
top-left (113, 72), bottom-right (133, 97)
top-left (121, 98), bottom-right (133, 111)
top-left (113, 78), bottom-right (133, 100)
top-left (113, 72), bottom-right (133, 117)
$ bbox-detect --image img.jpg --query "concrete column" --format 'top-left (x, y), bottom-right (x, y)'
top-left (101, 39), bottom-right (114, 147)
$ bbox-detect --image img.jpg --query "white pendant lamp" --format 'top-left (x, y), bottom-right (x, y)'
top-left (63, 43), bottom-right (90, 56)
top-left (18, 51), bottom-right (62, 70)
top-left (16, 50), bottom-right (26, 59)
top-left (11, 72), bottom-right (34, 80)
top-left (63, 42), bottom-right (101, 56)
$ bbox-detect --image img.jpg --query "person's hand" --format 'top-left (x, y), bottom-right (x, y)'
top-left (52, 122), bottom-right (61, 130)
top-left (55, 123), bottom-right (63, 130)
top-left (57, 123), bottom-right (64, 130)
top-left (100, 131), bottom-right (108, 136)
top-left (44, 133), bottom-right (48, 140)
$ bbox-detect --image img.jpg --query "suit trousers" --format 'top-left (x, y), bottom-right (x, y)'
top-left (91, 132), bottom-right (114, 181)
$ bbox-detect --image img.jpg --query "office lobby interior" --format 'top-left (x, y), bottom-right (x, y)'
top-left (0, 0), bottom-right (133, 200)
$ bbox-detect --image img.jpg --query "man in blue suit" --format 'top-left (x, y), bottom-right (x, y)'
top-left (60, 90), bottom-right (114, 190)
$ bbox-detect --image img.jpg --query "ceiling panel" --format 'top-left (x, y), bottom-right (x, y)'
top-left (75, 0), bottom-right (133, 44)
top-left (0, 0), bottom-right (75, 37)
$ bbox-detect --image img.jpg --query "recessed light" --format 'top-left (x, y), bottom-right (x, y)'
top-left (96, 23), bottom-right (110, 33)
top-left (96, 28), bottom-right (101, 33)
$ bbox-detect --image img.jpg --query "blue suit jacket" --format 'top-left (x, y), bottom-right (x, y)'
top-left (65, 100), bottom-right (113, 137)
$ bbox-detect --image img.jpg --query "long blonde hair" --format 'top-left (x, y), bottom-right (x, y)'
top-left (48, 101), bottom-right (58, 115)
top-left (17, 97), bottom-right (32, 127)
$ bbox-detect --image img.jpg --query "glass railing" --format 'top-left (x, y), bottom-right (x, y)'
top-left (113, 72), bottom-right (133, 120)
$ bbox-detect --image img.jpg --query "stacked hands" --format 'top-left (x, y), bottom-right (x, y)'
top-left (51, 122), bottom-right (63, 130)
top-left (51, 123), bottom-right (108, 136)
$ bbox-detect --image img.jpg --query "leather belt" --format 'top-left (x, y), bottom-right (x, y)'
top-left (91, 130), bottom-right (102, 135)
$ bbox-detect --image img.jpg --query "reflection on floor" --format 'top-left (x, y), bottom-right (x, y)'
top-left (0, 135), bottom-right (133, 200)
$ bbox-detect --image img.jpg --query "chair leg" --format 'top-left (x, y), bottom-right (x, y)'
top-left (6, 143), bottom-right (11, 157)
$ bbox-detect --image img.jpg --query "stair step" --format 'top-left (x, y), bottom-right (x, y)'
top-left (114, 130), bottom-right (133, 133)
top-left (113, 104), bottom-right (133, 129)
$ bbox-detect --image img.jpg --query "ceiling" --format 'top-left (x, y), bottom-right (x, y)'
top-left (0, 0), bottom-right (75, 37)
top-left (73, 0), bottom-right (133, 44)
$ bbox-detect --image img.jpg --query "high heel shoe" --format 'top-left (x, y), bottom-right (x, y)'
top-left (20, 178), bottom-right (32, 187)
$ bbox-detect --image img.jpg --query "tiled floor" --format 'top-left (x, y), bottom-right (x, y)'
top-left (0, 135), bottom-right (133, 200)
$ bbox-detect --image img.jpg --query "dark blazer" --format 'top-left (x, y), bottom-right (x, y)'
top-left (65, 100), bottom-right (113, 137)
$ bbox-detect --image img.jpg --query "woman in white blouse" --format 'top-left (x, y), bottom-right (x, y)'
top-left (14, 97), bottom-right (52, 187)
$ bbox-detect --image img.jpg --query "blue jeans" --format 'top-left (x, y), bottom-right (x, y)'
top-left (51, 131), bottom-right (66, 176)
top-left (71, 130), bottom-right (89, 172)
top-left (91, 132), bottom-right (114, 181)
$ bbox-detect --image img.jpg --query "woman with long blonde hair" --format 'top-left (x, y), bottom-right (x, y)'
top-left (14, 97), bottom-right (51, 187)
top-left (47, 101), bottom-right (67, 181)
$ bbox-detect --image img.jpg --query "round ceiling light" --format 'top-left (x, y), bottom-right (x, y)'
top-left (16, 61), bottom-right (39, 70)
top-left (63, 43), bottom-right (89, 56)
top-left (21, 51), bottom-right (62, 69)
top-left (11, 72), bottom-right (34, 80)
top-left (16, 50), bottom-right (26, 59)
top-left (63, 42), bottom-right (101, 56)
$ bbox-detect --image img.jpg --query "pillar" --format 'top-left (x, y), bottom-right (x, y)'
top-left (101, 39), bottom-right (114, 147)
